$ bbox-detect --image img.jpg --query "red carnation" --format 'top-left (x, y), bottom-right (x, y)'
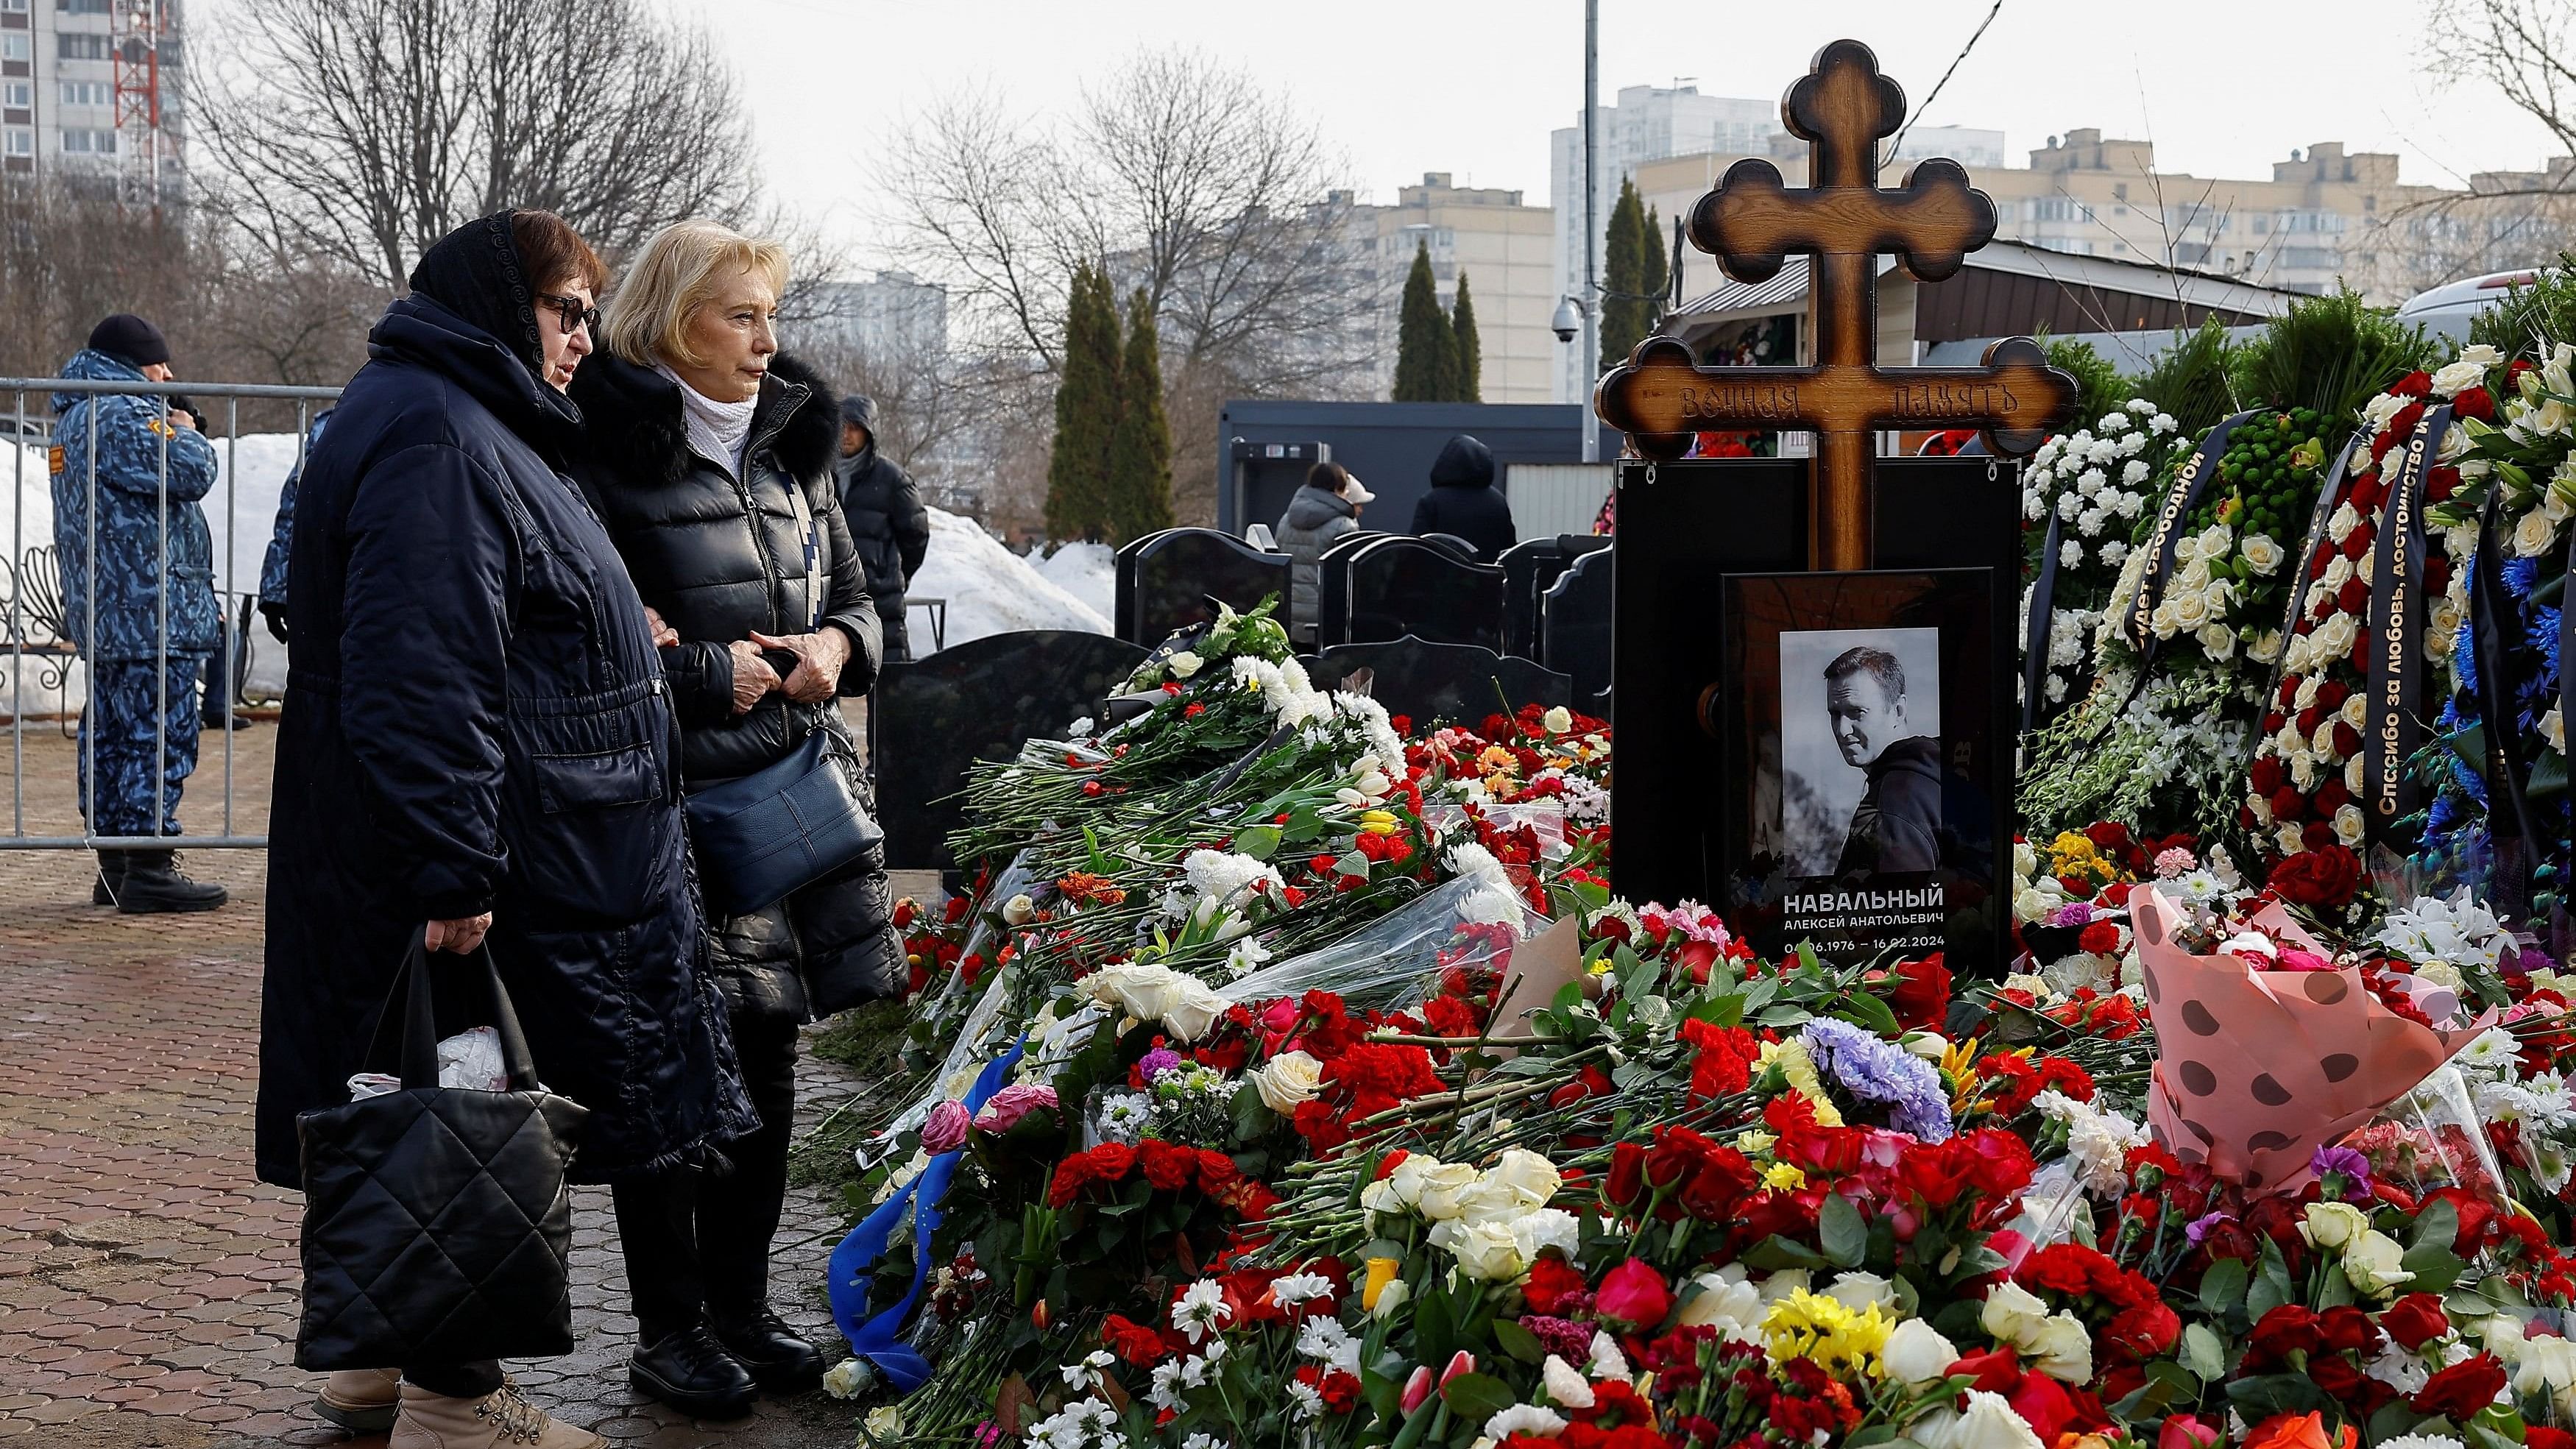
top-left (2078, 920), bottom-right (2123, 956)
top-left (1141, 1138), bottom-right (1197, 1191)
top-left (1523, 1255), bottom-right (1589, 1315)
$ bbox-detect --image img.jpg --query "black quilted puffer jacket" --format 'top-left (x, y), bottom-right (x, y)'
top-left (564, 350), bottom-right (902, 1021)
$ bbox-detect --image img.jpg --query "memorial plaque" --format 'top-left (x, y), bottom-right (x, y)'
top-left (1608, 456), bottom-right (2020, 971)
top-left (1712, 569), bottom-right (2011, 971)
top-left (870, 631), bottom-right (1150, 870)
top-left (1114, 528), bottom-right (1292, 645)
top-left (1305, 637), bottom-right (1571, 728)
top-left (1328, 536), bottom-right (1507, 651)
top-left (1540, 548), bottom-right (1613, 717)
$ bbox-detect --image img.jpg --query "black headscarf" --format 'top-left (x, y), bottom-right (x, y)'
top-left (406, 210), bottom-right (548, 380)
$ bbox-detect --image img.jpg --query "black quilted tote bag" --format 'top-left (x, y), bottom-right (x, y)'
top-left (293, 932), bottom-right (588, 1370)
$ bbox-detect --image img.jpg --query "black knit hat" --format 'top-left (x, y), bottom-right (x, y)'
top-left (87, 313), bottom-right (170, 369)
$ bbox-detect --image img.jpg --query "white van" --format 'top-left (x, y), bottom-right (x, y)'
top-left (2395, 269), bottom-right (2546, 342)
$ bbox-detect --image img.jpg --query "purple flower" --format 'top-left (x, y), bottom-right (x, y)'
top-left (920, 1099), bottom-right (972, 1154)
top-left (2047, 901), bottom-right (2098, 929)
top-left (1797, 1017), bottom-right (1953, 1142)
top-left (1136, 1048), bottom-right (1185, 1083)
top-left (2311, 1144), bottom-right (2374, 1200)
top-left (2184, 1211), bottom-right (2233, 1245)
top-left (1518, 1314), bottom-right (1594, 1362)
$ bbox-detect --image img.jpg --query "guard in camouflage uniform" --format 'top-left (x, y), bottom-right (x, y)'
top-left (49, 313), bottom-right (229, 912)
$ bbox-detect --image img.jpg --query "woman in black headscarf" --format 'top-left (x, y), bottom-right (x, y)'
top-left (255, 210), bottom-right (754, 1448)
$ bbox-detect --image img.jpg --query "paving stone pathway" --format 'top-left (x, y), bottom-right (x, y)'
top-left (0, 725), bottom-right (880, 1448)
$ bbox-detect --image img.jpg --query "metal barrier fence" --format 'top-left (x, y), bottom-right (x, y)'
top-left (2, 376), bottom-right (342, 850)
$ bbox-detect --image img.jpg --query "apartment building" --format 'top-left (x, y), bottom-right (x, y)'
top-left (0, 0), bottom-right (185, 196)
top-left (1351, 173), bottom-right (1558, 404)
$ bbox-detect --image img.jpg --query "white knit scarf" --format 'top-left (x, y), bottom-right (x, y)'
top-left (657, 363), bottom-right (757, 475)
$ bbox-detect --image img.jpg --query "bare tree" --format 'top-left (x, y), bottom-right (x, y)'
top-left (880, 49), bottom-right (1381, 527)
top-left (201, 0), bottom-right (761, 289)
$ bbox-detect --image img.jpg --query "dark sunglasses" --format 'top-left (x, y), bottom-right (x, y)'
top-left (534, 291), bottom-right (599, 336)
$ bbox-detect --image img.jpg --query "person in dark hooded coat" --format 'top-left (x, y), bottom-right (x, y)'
top-left (833, 394), bottom-right (930, 661)
top-left (256, 210), bottom-right (754, 1445)
top-left (1409, 432), bottom-right (1516, 561)
top-left (562, 219), bottom-right (900, 1416)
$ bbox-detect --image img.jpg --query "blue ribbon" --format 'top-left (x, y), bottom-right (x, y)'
top-left (827, 1037), bottom-right (1027, 1393)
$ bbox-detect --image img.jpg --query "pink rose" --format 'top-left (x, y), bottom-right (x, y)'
top-left (1593, 1258), bottom-right (1673, 1329)
top-left (2273, 948), bottom-right (2335, 973)
top-left (973, 1083), bottom-right (1059, 1133)
top-left (2160, 1415), bottom-right (2223, 1449)
top-left (920, 1099), bottom-right (972, 1154)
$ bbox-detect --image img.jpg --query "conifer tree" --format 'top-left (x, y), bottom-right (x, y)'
top-left (1450, 269), bottom-right (1482, 403)
top-left (1105, 287), bottom-right (1175, 543)
top-left (1642, 204), bottom-right (1669, 319)
top-left (1045, 263), bottom-right (1122, 542)
top-left (1599, 177), bottom-right (1648, 369)
top-left (1392, 240), bottom-right (1458, 401)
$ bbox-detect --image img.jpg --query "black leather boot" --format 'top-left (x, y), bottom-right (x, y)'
top-left (91, 849), bottom-right (125, 906)
top-left (114, 850), bottom-right (228, 913)
top-left (628, 1325), bottom-right (757, 1418)
top-left (707, 1303), bottom-right (825, 1394)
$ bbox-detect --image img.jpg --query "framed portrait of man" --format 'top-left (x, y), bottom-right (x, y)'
top-left (1713, 569), bottom-right (2011, 972)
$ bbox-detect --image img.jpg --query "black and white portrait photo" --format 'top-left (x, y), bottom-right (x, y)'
top-left (1777, 628), bottom-right (1943, 879)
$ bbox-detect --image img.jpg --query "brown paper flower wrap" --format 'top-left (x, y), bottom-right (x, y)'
top-left (2131, 887), bottom-right (2494, 1193)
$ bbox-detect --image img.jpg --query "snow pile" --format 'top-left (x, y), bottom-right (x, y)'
top-left (1031, 541), bottom-right (1114, 624)
top-left (907, 507), bottom-right (1109, 648)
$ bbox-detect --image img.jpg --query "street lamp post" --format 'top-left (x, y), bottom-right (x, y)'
top-left (1579, 0), bottom-right (1599, 463)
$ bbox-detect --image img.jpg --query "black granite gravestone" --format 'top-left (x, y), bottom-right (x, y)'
top-left (1541, 548), bottom-right (1613, 717)
top-left (1320, 536), bottom-right (1506, 650)
top-left (1304, 636), bottom-right (1571, 729)
top-left (869, 631), bottom-right (1151, 870)
top-left (1499, 535), bottom-right (1610, 659)
top-left (1114, 528), bottom-right (1291, 645)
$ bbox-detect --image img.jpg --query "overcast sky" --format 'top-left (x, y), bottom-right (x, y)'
top-left (673, 0), bottom-right (2558, 263)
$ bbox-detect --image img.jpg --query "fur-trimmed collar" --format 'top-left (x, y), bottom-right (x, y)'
top-left (567, 350), bottom-right (838, 487)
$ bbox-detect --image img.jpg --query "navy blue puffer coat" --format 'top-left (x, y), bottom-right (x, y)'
top-left (254, 216), bottom-right (755, 1188)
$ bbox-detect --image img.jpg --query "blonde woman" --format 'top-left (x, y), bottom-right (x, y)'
top-left (565, 220), bottom-right (899, 1415)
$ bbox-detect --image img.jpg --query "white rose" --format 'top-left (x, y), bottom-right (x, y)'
top-left (2197, 622), bottom-right (2237, 659)
top-left (1002, 893), bottom-right (1036, 925)
top-left (2343, 1228), bottom-right (2416, 1297)
top-left (1490, 1147), bottom-right (1563, 1208)
top-left (2240, 534), bottom-right (2285, 574)
top-left (2335, 804), bottom-right (2367, 846)
top-left (2328, 502), bottom-right (2361, 544)
top-left (1429, 1216), bottom-right (1526, 1280)
top-left (2304, 1202), bottom-right (2371, 1249)
top-left (2026, 1311), bottom-right (2095, 1384)
top-left (2432, 358), bottom-right (2489, 397)
top-left (1980, 1281), bottom-right (2052, 1344)
top-left (1083, 963), bottom-right (1181, 1025)
top-left (1883, 1317), bottom-right (1961, 1386)
top-left (2547, 708), bottom-right (2567, 755)
top-left (2364, 392), bottom-right (2410, 432)
top-left (2516, 1334), bottom-right (2576, 1403)
top-left (2463, 343), bottom-right (2505, 369)
top-left (1398, 1159), bottom-right (1482, 1220)
top-left (2310, 612), bottom-right (2357, 662)
top-left (1166, 650), bottom-right (1203, 679)
top-left (1253, 1050), bottom-right (1323, 1114)
top-left (1163, 978), bottom-right (1233, 1043)
top-left (2322, 550), bottom-right (2354, 589)
top-left (2248, 792), bottom-right (2273, 825)
top-left (2347, 753), bottom-right (2367, 792)
top-left (1825, 1272), bottom-right (1897, 1311)
top-left (821, 1358), bottom-right (869, 1399)
top-left (2278, 823), bottom-right (2306, 857)
top-left (1372, 1278), bottom-right (1410, 1320)
top-left (1917, 1391), bottom-right (2048, 1449)
top-left (2168, 588), bottom-right (2210, 630)
top-left (1679, 1269), bottom-right (1766, 1338)
top-left (1541, 706), bottom-right (1574, 734)
top-left (2173, 533), bottom-right (2202, 564)
top-left (2517, 506), bottom-right (2559, 559)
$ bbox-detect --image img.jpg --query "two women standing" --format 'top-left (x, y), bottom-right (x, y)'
top-left (258, 210), bottom-right (898, 1445)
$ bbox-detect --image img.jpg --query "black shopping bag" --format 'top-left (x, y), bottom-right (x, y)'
top-left (292, 931), bottom-right (587, 1370)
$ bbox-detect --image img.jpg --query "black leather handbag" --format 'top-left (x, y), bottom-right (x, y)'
top-left (684, 724), bottom-right (883, 918)
top-left (293, 933), bottom-right (587, 1371)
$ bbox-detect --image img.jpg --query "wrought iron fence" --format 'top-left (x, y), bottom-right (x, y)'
top-left (1, 376), bottom-right (342, 849)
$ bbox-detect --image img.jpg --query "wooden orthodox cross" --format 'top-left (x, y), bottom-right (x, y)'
top-left (1594, 40), bottom-right (2078, 570)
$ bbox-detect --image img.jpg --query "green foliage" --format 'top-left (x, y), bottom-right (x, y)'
top-left (2229, 287), bottom-right (2444, 426)
top-left (2041, 336), bottom-right (2130, 426)
top-left (1393, 241), bottom-right (1459, 402)
top-left (1450, 269), bottom-right (1482, 403)
top-left (1105, 287), bottom-right (1175, 545)
top-left (2135, 318), bottom-right (2240, 437)
top-left (2470, 255), bottom-right (2576, 358)
top-left (1045, 263), bottom-right (1122, 542)
top-left (1601, 177), bottom-right (1652, 369)
top-left (1642, 203), bottom-right (1669, 316)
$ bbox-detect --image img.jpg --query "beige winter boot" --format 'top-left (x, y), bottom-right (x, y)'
top-left (314, 1367), bottom-right (401, 1432)
top-left (387, 1380), bottom-right (604, 1449)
